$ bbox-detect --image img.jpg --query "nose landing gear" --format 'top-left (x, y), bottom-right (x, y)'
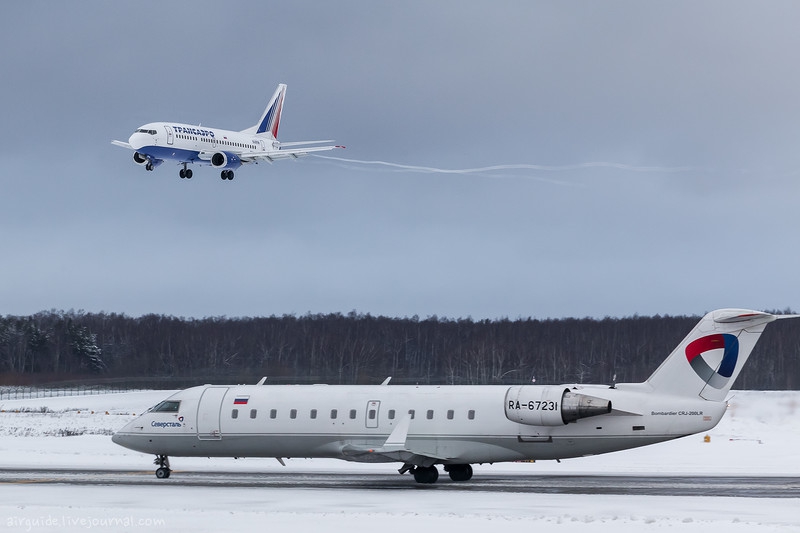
top-left (154, 455), bottom-right (171, 479)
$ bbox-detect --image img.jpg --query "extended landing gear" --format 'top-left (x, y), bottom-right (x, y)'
top-left (221, 170), bottom-right (234, 180)
top-left (179, 163), bottom-right (193, 179)
top-left (145, 162), bottom-right (154, 172)
top-left (411, 465), bottom-right (439, 484)
top-left (402, 463), bottom-right (473, 483)
top-left (154, 455), bottom-right (171, 479)
top-left (444, 464), bottom-right (473, 482)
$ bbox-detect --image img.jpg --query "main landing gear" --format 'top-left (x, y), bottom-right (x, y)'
top-left (146, 163), bottom-right (154, 172)
top-left (179, 163), bottom-right (193, 179)
top-left (220, 170), bottom-right (235, 180)
top-left (403, 463), bottom-right (473, 484)
top-left (154, 455), bottom-right (171, 479)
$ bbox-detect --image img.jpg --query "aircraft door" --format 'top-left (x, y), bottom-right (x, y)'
top-left (197, 386), bottom-right (229, 440)
top-left (366, 400), bottom-right (380, 428)
top-left (164, 125), bottom-right (174, 145)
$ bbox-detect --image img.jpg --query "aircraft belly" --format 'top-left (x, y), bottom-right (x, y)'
top-left (138, 145), bottom-right (204, 164)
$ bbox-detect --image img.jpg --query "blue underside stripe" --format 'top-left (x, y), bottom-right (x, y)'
top-left (137, 146), bottom-right (209, 165)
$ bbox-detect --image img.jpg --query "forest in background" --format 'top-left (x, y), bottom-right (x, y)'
top-left (1, 309), bottom-right (798, 389)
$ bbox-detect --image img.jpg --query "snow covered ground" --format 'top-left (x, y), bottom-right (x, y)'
top-left (0, 390), bottom-right (797, 532)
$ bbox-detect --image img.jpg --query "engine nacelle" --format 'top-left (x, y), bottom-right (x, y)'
top-left (133, 152), bottom-right (161, 169)
top-left (210, 151), bottom-right (242, 170)
top-left (504, 386), bottom-right (612, 426)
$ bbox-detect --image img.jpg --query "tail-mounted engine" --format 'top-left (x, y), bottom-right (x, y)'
top-left (211, 151), bottom-right (242, 170)
top-left (504, 386), bottom-right (611, 426)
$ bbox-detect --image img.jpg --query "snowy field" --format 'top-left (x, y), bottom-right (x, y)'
top-left (0, 390), bottom-right (797, 532)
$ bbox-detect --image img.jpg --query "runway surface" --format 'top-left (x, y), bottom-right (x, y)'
top-left (0, 467), bottom-right (797, 498)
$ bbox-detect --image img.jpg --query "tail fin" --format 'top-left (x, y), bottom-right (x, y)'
top-left (646, 309), bottom-right (776, 402)
top-left (241, 84), bottom-right (286, 138)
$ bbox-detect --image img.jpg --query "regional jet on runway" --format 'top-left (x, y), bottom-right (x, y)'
top-left (112, 84), bottom-right (342, 180)
top-left (113, 309), bottom-right (794, 483)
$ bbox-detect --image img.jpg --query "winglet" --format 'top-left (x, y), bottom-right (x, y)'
top-left (383, 415), bottom-right (411, 447)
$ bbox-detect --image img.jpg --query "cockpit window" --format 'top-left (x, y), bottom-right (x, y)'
top-left (152, 400), bottom-right (181, 412)
top-left (135, 128), bottom-right (157, 135)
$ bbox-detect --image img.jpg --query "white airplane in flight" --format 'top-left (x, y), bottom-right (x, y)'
top-left (113, 308), bottom-right (794, 483)
top-left (111, 84), bottom-right (342, 180)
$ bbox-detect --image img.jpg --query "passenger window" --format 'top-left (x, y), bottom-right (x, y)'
top-left (331, 409), bottom-right (338, 419)
top-left (368, 409), bottom-right (376, 420)
top-left (270, 409), bottom-right (277, 419)
top-left (290, 409), bottom-right (297, 419)
top-left (468, 410), bottom-right (475, 420)
top-left (388, 409), bottom-right (396, 420)
top-left (349, 409), bottom-right (357, 420)
top-left (232, 409), bottom-right (238, 419)
top-left (408, 409), bottom-right (415, 419)
top-left (250, 409), bottom-right (257, 419)
top-left (310, 409), bottom-right (317, 419)
top-left (447, 410), bottom-right (454, 420)
top-left (427, 410), bottom-right (434, 420)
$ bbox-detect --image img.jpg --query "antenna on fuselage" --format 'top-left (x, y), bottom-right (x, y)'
top-left (257, 377), bottom-right (267, 385)
top-left (381, 376), bottom-right (392, 385)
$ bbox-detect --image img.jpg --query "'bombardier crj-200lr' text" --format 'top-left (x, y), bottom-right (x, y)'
top-left (112, 84), bottom-right (341, 180)
top-left (113, 309), bottom-right (795, 483)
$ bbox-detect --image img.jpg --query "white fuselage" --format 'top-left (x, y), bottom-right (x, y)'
top-left (128, 122), bottom-right (273, 168)
top-left (112, 382), bottom-right (726, 465)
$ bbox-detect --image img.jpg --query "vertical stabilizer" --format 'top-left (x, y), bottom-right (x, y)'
top-left (646, 309), bottom-right (776, 402)
top-left (241, 84), bottom-right (287, 138)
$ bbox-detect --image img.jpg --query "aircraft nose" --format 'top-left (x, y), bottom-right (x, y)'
top-left (128, 132), bottom-right (146, 150)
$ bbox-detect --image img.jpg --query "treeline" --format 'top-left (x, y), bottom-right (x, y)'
top-left (0, 310), bottom-right (798, 389)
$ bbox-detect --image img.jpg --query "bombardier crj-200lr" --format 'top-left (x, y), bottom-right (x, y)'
top-left (113, 309), bottom-right (795, 483)
top-left (111, 84), bottom-right (341, 180)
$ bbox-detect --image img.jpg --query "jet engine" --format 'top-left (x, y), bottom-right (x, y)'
top-left (210, 151), bottom-right (242, 170)
top-left (504, 386), bottom-right (611, 426)
top-left (133, 152), bottom-right (148, 165)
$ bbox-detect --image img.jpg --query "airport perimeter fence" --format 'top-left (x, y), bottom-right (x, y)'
top-left (0, 375), bottom-right (334, 401)
top-left (0, 384), bottom-right (150, 401)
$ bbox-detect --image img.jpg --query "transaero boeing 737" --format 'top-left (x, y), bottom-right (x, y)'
top-left (113, 309), bottom-right (795, 483)
top-left (112, 84), bottom-right (342, 180)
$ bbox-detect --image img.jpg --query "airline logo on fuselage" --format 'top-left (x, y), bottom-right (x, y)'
top-left (173, 125), bottom-right (215, 138)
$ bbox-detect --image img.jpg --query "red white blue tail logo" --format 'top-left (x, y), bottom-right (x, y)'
top-left (257, 86), bottom-right (285, 138)
top-left (685, 334), bottom-right (739, 389)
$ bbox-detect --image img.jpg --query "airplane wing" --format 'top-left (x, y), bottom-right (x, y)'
top-left (240, 144), bottom-right (343, 163)
top-left (339, 415), bottom-right (449, 467)
top-left (111, 140), bottom-right (132, 149)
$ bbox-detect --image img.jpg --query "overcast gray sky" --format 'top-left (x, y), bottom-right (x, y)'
top-left (2, 1), bottom-right (800, 319)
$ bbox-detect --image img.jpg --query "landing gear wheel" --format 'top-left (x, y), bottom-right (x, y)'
top-left (412, 465), bottom-right (439, 484)
top-left (146, 163), bottom-right (154, 172)
top-left (445, 464), bottom-right (473, 482)
top-left (154, 454), bottom-right (171, 479)
top-left (220, 170), bottom-right (235, 180)
top-left (185, 169), bottom-right (192, 179)
top-left (179, 169), bottom-right (186, 179)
